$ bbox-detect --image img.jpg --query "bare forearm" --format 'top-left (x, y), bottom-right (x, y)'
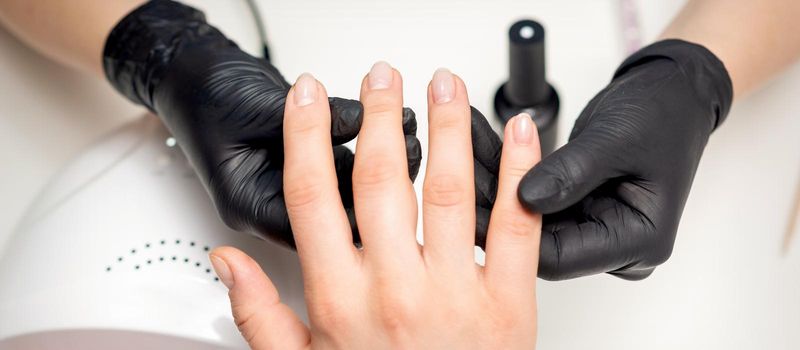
top-left (0, 0), bottom-right (143, 76)
top-left (661, 0), bottom-right (800, 98)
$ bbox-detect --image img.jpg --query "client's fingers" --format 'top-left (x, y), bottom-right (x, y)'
top-left (353, 61), bottom-right (420, 264)
top-left (484, 114), bottom-right (542, 297)
top-left (284, 73), bottom-right (357, 283)
top-left (210, 247), bottom-right (310, 350)
top-left (422, 69), bottom-right (476, 268)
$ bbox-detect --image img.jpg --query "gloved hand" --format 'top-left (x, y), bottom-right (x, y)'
top-left (103, 0), bottom-right (421, 247)
top-left (472, 39), bottom-right (732, 280)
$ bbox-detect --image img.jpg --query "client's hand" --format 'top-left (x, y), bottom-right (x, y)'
top-left (210, 62), bottom-right (542, 349)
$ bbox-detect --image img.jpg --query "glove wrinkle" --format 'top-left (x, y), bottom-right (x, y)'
top-left (474, 39), bottom-right (733, 280)
top-left (103, 0), bottom-right (422, 247)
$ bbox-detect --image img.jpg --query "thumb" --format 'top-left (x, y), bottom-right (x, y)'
top-left (210, 247), bottom-right (310, 350)
top-left (518, 136), bottom-right (621, 213)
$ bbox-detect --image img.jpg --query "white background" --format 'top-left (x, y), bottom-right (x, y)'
top-left (1, 0), bottom-right (799, 348)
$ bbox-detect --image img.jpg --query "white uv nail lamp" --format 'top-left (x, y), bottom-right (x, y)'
top-left (0, 116), bottom-right (307, 349)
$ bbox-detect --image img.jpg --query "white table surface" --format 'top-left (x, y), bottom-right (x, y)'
top-left (1, 0), bottom-right (799, 348)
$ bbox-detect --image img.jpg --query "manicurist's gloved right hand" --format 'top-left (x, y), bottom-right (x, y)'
top-left (471, 40), bottom-right (733, 280)
top-left (103, 0), bottom-right (422, 246)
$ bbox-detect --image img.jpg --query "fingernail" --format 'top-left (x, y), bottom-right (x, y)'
top-left (513, 113), bottom-right (534, 145)
top-left (368, 61), bottom-right (393, 90)
top-left (432, 68), bottom-right (455, 104)
top-left (210, 254), bottom-right (234, 289)
top-left (293, 72), bottom-right (317, 107)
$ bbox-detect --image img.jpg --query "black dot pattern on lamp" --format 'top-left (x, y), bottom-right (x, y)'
top-left (105, 238), bottom-right (219, 282)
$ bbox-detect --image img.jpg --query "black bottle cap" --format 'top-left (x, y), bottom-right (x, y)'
top-left (494, 19), bottom-right (560, 155)
top-left (505, 20), bottom-right (549, 106)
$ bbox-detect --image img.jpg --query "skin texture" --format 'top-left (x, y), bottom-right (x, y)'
top-left (210, 65), bottom-right (543, 349)
top-left (660, 0), bottom-right (800, 97)
top-left (0, 0), bottom-right (144, 76)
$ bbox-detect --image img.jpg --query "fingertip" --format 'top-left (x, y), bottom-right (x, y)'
top-left (363, 61), bottom-right (403, 94)
top-left (291, 72), bottom-right (317, 107)
top-left (506, 114), bottom-right (541, 155)
top-left (209, 246), bottom-right (277, 298)
top-left (429, 68), bottom-right (467, 106)
top-left (209, 248), bottom-right (235, 289)
top-left (392, 67), bottom-right (403, 84)
top-left (287, 72), bottom-right (329, 110)
top-left (211, 248), bottom-right (311, 349)
top-left (452, 73), bottom-right (469, 98)
top-left (283, 72), bottom-right (334, 166)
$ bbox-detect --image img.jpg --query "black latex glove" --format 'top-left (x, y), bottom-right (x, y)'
top-left (472, 39), bottom-right (732, 280)
top-left (103, 0), bottom-right (422, 247)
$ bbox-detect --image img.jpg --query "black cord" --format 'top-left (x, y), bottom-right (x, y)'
top-left (244, 0), bottom-right (271, 60)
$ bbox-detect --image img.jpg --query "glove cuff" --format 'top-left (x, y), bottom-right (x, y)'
top-left (103, 0), bottom-right (236, 110)
top-left (613, 39), bottom-right (734, 130)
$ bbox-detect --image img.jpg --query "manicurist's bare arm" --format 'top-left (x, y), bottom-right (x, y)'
top-left (662, 0), bottom-right (800, 97)
top-left (0, 0), bottom-right (144, 76)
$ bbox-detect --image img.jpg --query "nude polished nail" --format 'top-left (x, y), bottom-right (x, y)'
top-left (432, 68), bottom-right (455, 104)
top-left (209, 254), bottom-right (234, 289)
top-left (293, 72), bottom-right (317, 107)
top-left (513, 113), bottom-right (534, 145)
top-left (368, 61), bottom-right (393, 90)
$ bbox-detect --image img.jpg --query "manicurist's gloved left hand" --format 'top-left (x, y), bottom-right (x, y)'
top-left (472, 39), bottom-right (733, 280)
top-left (103, 0), bottom-right (422, 246)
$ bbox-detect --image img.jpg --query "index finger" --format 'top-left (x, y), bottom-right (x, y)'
top-left (283, 73), bottom-right (358, 284)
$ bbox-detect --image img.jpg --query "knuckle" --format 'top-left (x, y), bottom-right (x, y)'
top-left (429, 112), bottom-right (469, 131)
top-left (283, 175), bottom-right (327, 212)
top-left (375, 295), bottom-right (417, 334)
top-left (494, 208), bottom-right (537, 240)
top-left (483, 293), bottom-right (532, 336)
top-left (353, 155), bottom-right (404, 187)
top-left (423, 174), bottom-right (468, 208)
top-left (285, 116), bottom-right (326, 136)
top-left (310, 299), bottom-right (353, 336)
top-left (489, 308), bottom-right (520, 334)
top-left (232, 300), bottom-right (273, 345)
top-left (364, 102), bottom-right (399, 120)
top-left (502, 164), bottom-right (532, 180)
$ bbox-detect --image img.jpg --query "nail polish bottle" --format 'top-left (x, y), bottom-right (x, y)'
top-left (494, 19), bottom-right (560, 156)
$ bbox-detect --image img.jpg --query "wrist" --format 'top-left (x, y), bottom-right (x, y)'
top-left (614, 39), bottom-right (734, 130)
top-left (102, 0), bottom-right (236, 110)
